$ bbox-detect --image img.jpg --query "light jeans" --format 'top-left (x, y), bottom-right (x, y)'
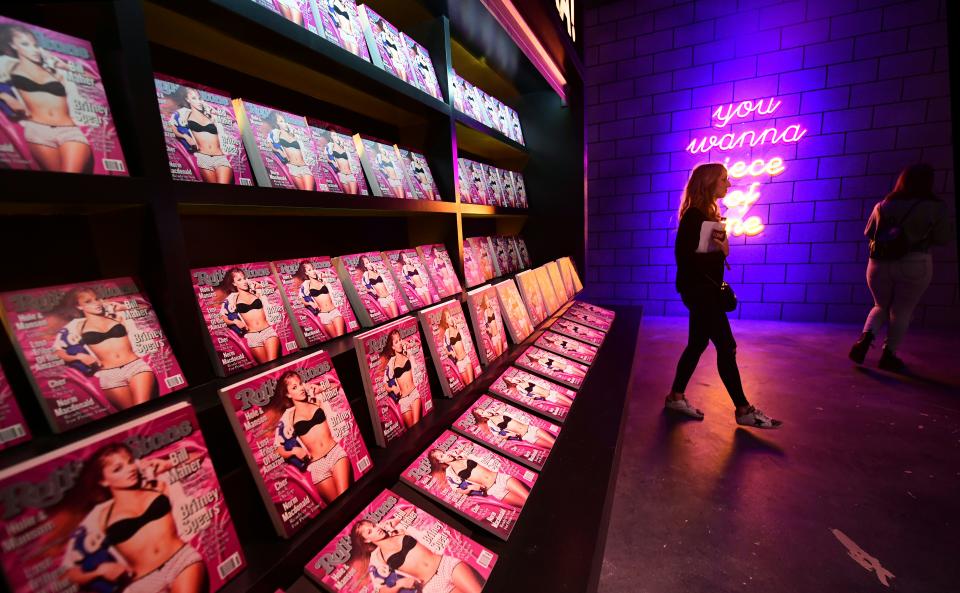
top-left (863, 252), bottom-right (933, 353)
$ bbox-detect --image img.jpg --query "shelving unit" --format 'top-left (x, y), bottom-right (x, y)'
top-left (0, 1), bottom-right (598, 592)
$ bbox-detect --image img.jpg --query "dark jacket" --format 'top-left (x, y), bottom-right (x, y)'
top-left (864, 193), bottom-right (952, 252)
top-left (675, 207), bottom-right (725, 294)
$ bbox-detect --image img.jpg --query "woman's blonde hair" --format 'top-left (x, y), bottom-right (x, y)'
top-left (678, 163), bottom-right (726, 222)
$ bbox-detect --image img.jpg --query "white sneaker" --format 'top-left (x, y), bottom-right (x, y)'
top-left (664, 396), bottom-right (704, 420)
top-left (736, 406), bottom-right (782, 429)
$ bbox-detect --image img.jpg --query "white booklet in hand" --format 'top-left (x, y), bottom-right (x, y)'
top-left (696, 221), bottom-right (727, 253)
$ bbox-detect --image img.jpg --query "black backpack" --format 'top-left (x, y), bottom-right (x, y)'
top-left (868, 199), bottom-right (931, 261)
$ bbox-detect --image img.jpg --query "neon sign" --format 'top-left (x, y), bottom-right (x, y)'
top-left (685, 96), bottom-right (808, 237)
top-left (555, 0), bottom-right (576, 42)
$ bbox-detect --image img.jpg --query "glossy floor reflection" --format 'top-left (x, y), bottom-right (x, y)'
top-left (599, 316), bottom-right (960, 593)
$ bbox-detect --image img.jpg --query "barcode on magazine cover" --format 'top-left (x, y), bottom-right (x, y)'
top-left (286, 340), bottom-right (298, 351)
top-left (0, 424), bottom-right (25, 443)
top-left (424, 399), bottom-right (433, 411)
top-left (217, 552), bottom-right (243, 579)
top-left (164, 374), bottom-right (185, 389)
top-left (240, 178), bottom-right (253, 186)
top-left (357, 456), bottom-right (371, 472)
top-left (523, 470), bottom-right (535, 481)
top-left (102, 158), bottom-right (125, 171)
top-left (477, 549), bottom-right (494, 569)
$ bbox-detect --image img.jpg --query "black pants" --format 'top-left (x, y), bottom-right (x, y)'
top-left (670, 291), bottom-right (749, 408)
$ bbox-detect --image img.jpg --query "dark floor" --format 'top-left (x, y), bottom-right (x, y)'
top-left (599, 316), bottom-right (960, 593)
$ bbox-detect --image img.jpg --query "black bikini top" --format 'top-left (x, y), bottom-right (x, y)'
top-left (496, 415), bottom-right (512, 430)
top-left (81, 322), bottom-right (127, 345)
top-left (10, 74), bottom-right (66, 97)
top-left (447, 332), bottom-right (462, 346)
top-left (293, 407), bottom-right (327, 436)
top-left (383, 39), bottom-right (399, 53)
top-left (235, 298), bottom-right (263, 314)
top-left (486, 312), bottom-right (496, 324)
top-left (404, 268), bottom-right (419, 278)
top-left (523, 382), bottom-right (536, 394)
top-left (393, 358), bottom-right (412, 378)
top-left (278, 137), bottom-right (301, 150)
top-left (386, 535), bottom-right (417, 570)
top-left (368, 274), bottom-right (384, 286)
top-left (104, 494), bottom-right (171, 545)
top-left (188, 119), bottom-right (218, 135)
top-left (330, 4), bottom-right (349, 19)
top-left (308, 285), bottom-right (330, 297)
top-left (330, 149), bottom-right (349, 160)
top-left (413, 165), bottom-right (426, 175)
top-left (381, 159), bottom-right (395, 171)
top-left (457, 459), bottom-right (478, 481)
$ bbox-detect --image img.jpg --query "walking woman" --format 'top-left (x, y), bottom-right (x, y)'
top-left (849, 164), bottom-right (952, 372)
top-left (665, 163), bottom-right (781, 429)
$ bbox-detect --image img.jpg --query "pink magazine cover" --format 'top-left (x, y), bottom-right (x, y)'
top-left (418, 300), bottom-right (481, 398)
top-left (470, 86), bottom-right (495, 128)
top-left (396, 147), bottom-right (439, 201)
top-left (562, 256), bottom-right (584, 292)
top-left (465, 237), bottom-right (495, 281)
top-left (0, 278), bottom-right (186, 432)
top-left (513, 172), bottom-right (528, 207)
top-left (249, 0), bottom-right (323, 35)
top-left (401, 33), bottom-right (443, 100)
top-left (353, 316), bottom-right (433, 446)
top-left (534, 267), bottom-right (561, 315)
top-left (219, 350), bottom-right (372, 538)
top-left (545, 261), bottom-right (570, 303)
top-left (308, 120), bottom-right (368, 194)
top-left (509, 108), bottom-right (524, 145)
top-left (452, 394), bottom-right (561, 471)
top-left (462, 242), bottom-right (484, 289)
top-left (466, 285), bottom-right (508, 366)
top-left (233, 99), bottom-right (324, 190)
top-left (491, 237), bottom-right (512, 276)
top-left (563, 307), bottom-right (613, 332)
top-left (0, 366), bottom-right (30, 450)
top-left (504, 237), bottom-right (522, 272)
top-left (272, 256), bottom-right (360, 347)
top-left (354, 135), bottom-right (413, 198)
top-left (535, 330), bottom-right (598, 366)
top-left (466, 160), bottom-right (490, 205)
top-left (500, 170), bottom-right (518, 208)
top-left (482, 164), bottom-right (505, 207)
top-left (305, 489), bottom-right (497, 593)
top-left (551, 317), bottom-right (606, 347)
top-left (384, 249), bottom-right (439, 311)
top-left (313, 0), bottom-right (370, 61)
top-left (571, 300), bottom-right (616, 319)
top-left (154, 74), bottom-right (253, 186)
top-left (514, 270), bottom-right (547, 327)
top-left (450, 72), bottom-right (466, 113)
top-left (357, 6), bottom-right (412, 84)
top-left (456, 158), bottom-right (473, 204)
top-left (516, 345), bottom-right (588, 389)
top-left (416, 244), bottom-right (462, 299)
top-left (484, 95), bottom-right (503, 135)
top-left (334, 251), bottom-right (407, 327)
top-left (0, 17), bottom-right (127, 175)
top-left (399, 430), bottom-right (538, 540)
top-left (515, 236), bottom-right (532, 268)
top-left (0, 402), bottom-right (245, 593)
top-left (191, 263), bottom-right (299, 377)
top-left (488, 366), bottom-right (576, 422)
top-left (556, 257), bottom-right (577, 299)
top-left (493, 279), bottom-right (534, 344)
top-left (496, 101), bottom-right (512, 139)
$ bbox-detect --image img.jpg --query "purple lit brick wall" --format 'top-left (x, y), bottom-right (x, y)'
top-left (583, 0), bottom-right (958, 324)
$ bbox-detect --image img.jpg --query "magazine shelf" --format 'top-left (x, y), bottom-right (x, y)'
top-left (454, 114), bottom-right (528, 163)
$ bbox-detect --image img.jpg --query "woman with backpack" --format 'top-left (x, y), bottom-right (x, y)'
top-left (849, 164), bottom-right (953, 371)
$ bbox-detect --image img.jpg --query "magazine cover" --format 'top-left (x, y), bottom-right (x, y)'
top-left (0, 402), bottom-right (245, 593)
top-left (452, 394), bottom-right (560, 471)
top-left (456, 157), bottom-right (474, 204)
top-left (515, 236), bottom-right (532, 268)
top-left (513, 172), bottom-right (528, 207)
top-left (191, 263), bottom-right (299, 377)
top-left (453, 73), bottom-right (483, 122)
top-left (534, 267), bottom-right (561, 315)
top-left (462, 241), bottom-right (484, 289)
top-left (399, 430), bottom-right (537, 540)
top-left (401, 33), bottom-right (442, 100)
top-left (396, 147), bottom-right (439, 201)
top-left (556, 257), bottom-right (577, 299)
top-left (233, 99), bottom-right (324, 190)
top-left (0, 365), bottom-right (30, 450)
top-left (416, 244), bottom-right (462, 299)
top-left (551, 317), bottom-right (606, 347)
top-left (516, 345), bottom-right (588, 389)
top-left (465, 237), bottom-right (495, 281)
top-left (154, 75), bottom-right (252, 185)
top-left (504, 237), bottom-right (522, 272)
top-left (219, 350), bottom-right (372, 538)
top-left (535, 330), bottom-right (598, 366)
top-left (545, 261), bottom-right (570, 303)
top-left (493, 279), bottom-right (534, 344)
top-left (496, 101), bottom-right (512, 139)
top-left (354, 135), bottom-right (413, 198)
top-left (469, 86), bottom-right (494, 128)
top-left (308, 120), bottom-right (369, 194)
top-left (484, 95), bottom-right (504, 136)
top-left (304, 489), bottom-right (497, 593)
top-left (272, 256), bottom-right (360, 347)
top-left (563, 307), bottom-right (614, 332)
top-left (491, 237), bottom-right (512, 277)
top-left (0, 16), bottom-right (128, 175)
top-left (357, 5), bottom-right (412, 83)
top-left (482, 165), bottom-right (504, 207)
top-left (249, 0), bottom-right (322, 35)
top-left (509, 109), bottom-right (525, 145)
top-left (384, 249), bottom-right (439, 311)
top-left (417, 300), bottom-right (481, 398)
top-left (354, 317), bottom-right (433, 446)
top-left (500, 170), bottom-right (518, 208)
top-left (560, 256), bottom-right (584, 292)
top-left (335, 252), bottom-right (407, 327)
top-left (0, 278), bottom-right (187, 432)
top-left (313, 0), bottom-right (370, 61)
top-left (488, 366), bottom-right (576, 422)
top-left (466, 159), bottom-right (490, 205)
top-left (466, 285), bottom-right (508, 366)
top-left (571, 300), bottom-right (616, 319)
top-left (514, 270), bottom-right (547, 327)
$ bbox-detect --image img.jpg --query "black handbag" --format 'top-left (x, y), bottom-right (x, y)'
top-left (704, 274), bottom-right (738, 312)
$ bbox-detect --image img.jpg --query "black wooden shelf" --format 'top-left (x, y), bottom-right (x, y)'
top-left (454, 112), bottom-right (529, 164)
top-left (460, 203), bottom-right (529, 217)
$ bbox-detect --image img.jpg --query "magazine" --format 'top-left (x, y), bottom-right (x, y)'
top-left (563, 307), bottom-right (613, 332)
top-left (571, 300), bottom-right (616, 319)
top-left (500, 171), bottom-right (518, 208)
top-left (354, 316), bottom-right (433, 446)
top-left (466, 285), bottom-right (509, 365)
top-left (248, 0), bottom-right (323, 35)
top-left (313, 0), bottom-right (370, 61)
top-left (514, 270), bottom-right (547, 327)
top-left (304, 489), bottom-right (497, 593)
top-left (509, 109), bottom-right (525, 145)
top-left (465, 159), bottom-right (490, 205)
top-left (469, 86), bottom-right (494, 128)
top-left (384, 249), bottom-right (440, 310)
top-left (0, 402), bottom-right (245, 593)
top-left (505, 237), bottom-right (522, 272)
top-left (456, 158), bottom-right (474, 204)
top-left (493, 279), bottom-right (534, 344)
top-left (491, 237), bottom-right (512, 277)
top-left (462, 241), bottom-right (485, 289)
top-left (401, 33), bottom-right (443, 100)
top-left (550, 317), bottom-right (606, 347)
top-left (396, 147), bottom-right (439, 201)
top-left (556, 257), bottom-right (576, 299)
top-left (559, 256), bottom-right (583, 292)
top-left (452, 394), bottom-right (560, 471)
top-left (191, 263), bottom-right (299, 376)
top-left (515, 345), bottom-right (588, 389)
top-left (0, 16), bottom-right (128, 175)
top-left (272, 256), bottom-right (360, 347)
top-left (418, 300), bottom-right (481, 398)
top-left (535, 330), bottom-right (598, 366)
top-left (545, 261), bottom-right (570, 303)
top-left (513, 172), bottom-right (528, 207)
top-left (451, 72), bottom-right (468, 113)
top-left (483, 165), bottom-right (505, 207)
top-left (534, 266), bottom-right (561, 315)
top-left (308, 120), bottom-right (370, 195)
top-left (233, 100), bottom-right (325, 190)
top-left (334, 252), bottom-right (407, 327)
top-left (416, 244), bottom-right (462, 298)
top-left (0, 277), bottom-right (187, 431)
top-left (465, 237), bottom-right (495, 281)
top-left (354, 135), bottom-right (413, 198)
top-left (357, 5), bottom-right (412, 83)
top-left (488, 366), bottom-right (576, 422)
top-left (515, 237), bottom-right (532, 268)
top-left (399, 430), bottom-right (538, 540)
top-left (0, 366), bottom-right (30, 450)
